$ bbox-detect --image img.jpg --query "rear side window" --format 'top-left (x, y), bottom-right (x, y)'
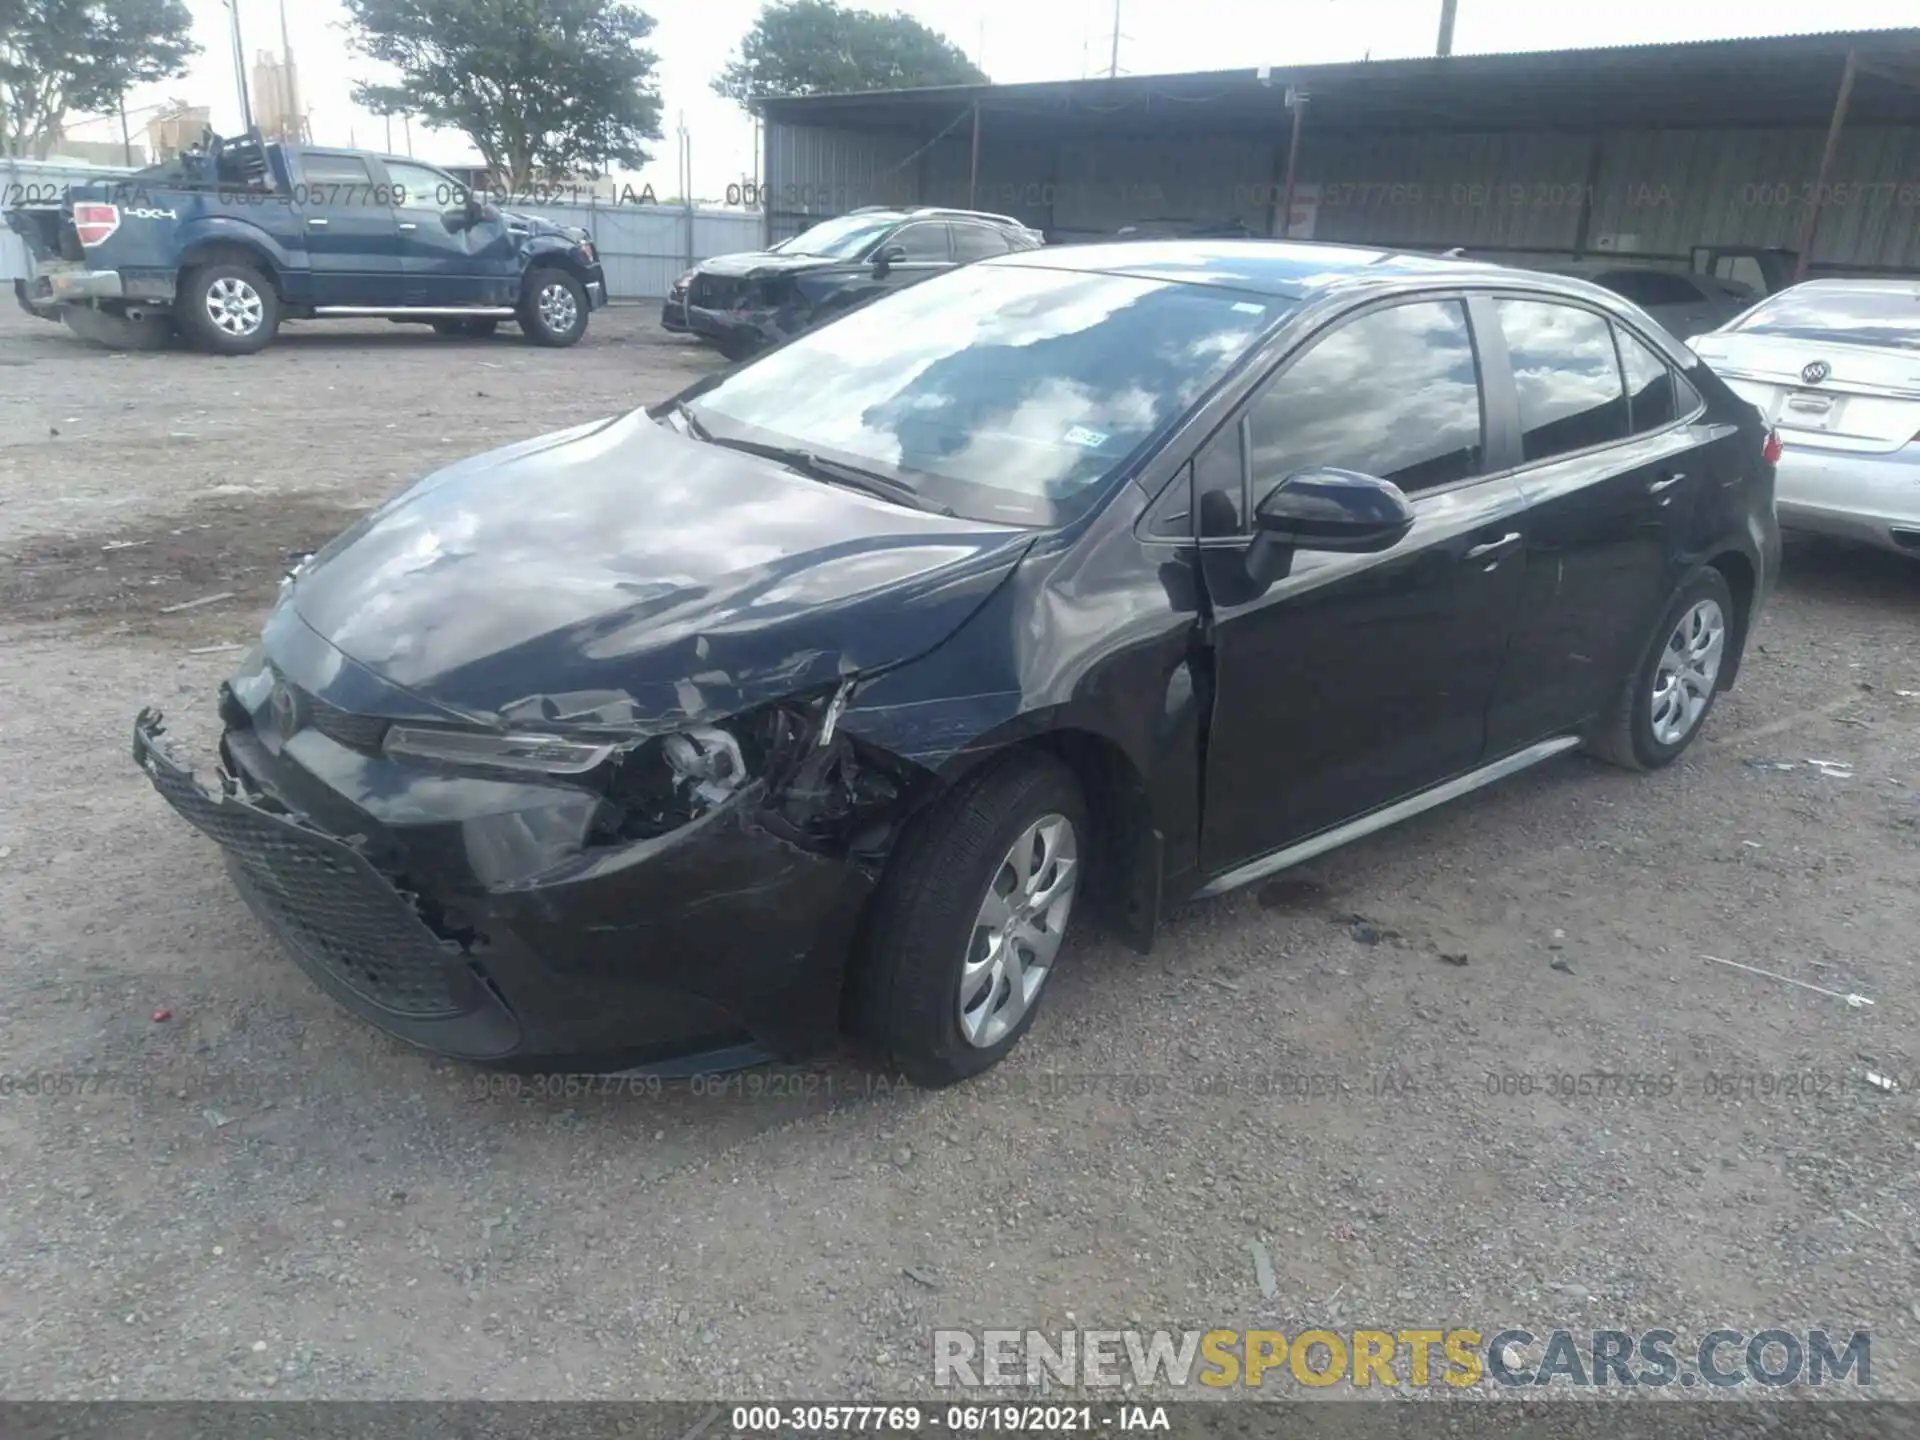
top-left (1495, 299), bottom-right (1628, 462)
top-left (1614, 326), bottom-right (1679, 434)
top-left (951, 224), bottom-right (1010, 261)
top-left (300, 153), bottom-right (374, 187)
top-left (1246, 299), bottom-right (1485, 498)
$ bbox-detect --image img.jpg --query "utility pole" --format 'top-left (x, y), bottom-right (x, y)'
top-left (119, 95), bottom-right (134, 165)
top-left (1108, 0), bottom-right (1121, 78)
top-left (1436, 0), bottom-right (1458, 56)
top-left (227, 0), bottom-right (255, 132)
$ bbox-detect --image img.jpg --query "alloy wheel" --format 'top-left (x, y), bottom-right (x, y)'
top-left (1650, 597), bottom-right (1725, 746)
top-left (205, 276), bottom-right (264, 337)
top-left (958, 813), bottom-right (1079, 1049)
top-left (538, 282), bottom-right (579, 335)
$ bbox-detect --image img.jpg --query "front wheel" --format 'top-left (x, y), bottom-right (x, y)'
top-left (1589, 566), bottom-right (1736, 770)
top-left (848, 754), bottom-right (1086, 1087)
top-left (518, 269), bottom-right (587, 347)
top-left (173, 262), bottom-right (280, 355)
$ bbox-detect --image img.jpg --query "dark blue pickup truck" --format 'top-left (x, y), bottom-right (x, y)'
top-left (5, 133), bottom-right (607, 355)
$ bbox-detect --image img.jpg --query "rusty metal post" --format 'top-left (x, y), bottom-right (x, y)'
top-left (1280, 88), bottom-right (1308, 239)
top-left (968, 100), bottom-right (982, 210)
top-left (1795, 50), bottom-right (1858, 283)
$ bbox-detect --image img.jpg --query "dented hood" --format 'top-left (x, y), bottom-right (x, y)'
top-left (285, 412), bottom-right (1032, 729)
top-left (696, 250), bottom-right (844, 279)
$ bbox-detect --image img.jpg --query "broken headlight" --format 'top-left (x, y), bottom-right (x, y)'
top-left (383, 725), bottom-right (625, 777)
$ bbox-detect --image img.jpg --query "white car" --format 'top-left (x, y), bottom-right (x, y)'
top-left (1552, 264), bottom-right (1757, 339)
top-left (1691, 279), bottom-right (1920, 559)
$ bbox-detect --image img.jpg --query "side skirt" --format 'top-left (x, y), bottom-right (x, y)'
top-left (1193, 736), bottom-right (1581, 900)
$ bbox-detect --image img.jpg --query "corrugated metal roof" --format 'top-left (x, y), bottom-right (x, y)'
top-left (756, 29), bottom-right (1920, 135)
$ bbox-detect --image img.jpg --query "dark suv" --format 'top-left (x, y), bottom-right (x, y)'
top-left (663, 206), bottom-right (1042, 359)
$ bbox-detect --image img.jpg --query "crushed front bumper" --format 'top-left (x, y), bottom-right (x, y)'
top-left (132, 697), bottom-right (876, 1072)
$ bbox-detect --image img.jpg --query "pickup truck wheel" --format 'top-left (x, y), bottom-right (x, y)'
top-left (519, 270), bottom-right (587, 347)
top-left (432, 318), bottom-right (499, 338)
top-left (175, 262), bottom-right (280, 355)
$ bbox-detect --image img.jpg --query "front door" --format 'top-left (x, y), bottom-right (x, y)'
top-left (872, 220), bottom-right (950, 294)
top-left (1197, 297), bottom-right (1530, 873)
top-left (294, 150), bottom-right (403, 306)
top-left (1478, 297), bottom-right (1706, 751)
top-left (380, 159), bottom-right (520, 307)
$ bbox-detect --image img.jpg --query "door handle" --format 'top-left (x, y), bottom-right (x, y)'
top-left (307, 217), bottom-right (329, 228)
top-left (1464, 531), bottom-right (1521, 562)
top-left (1647, 471), bottom-right (1686, 494)
top-left (397, 221), bottom-right (417, 232)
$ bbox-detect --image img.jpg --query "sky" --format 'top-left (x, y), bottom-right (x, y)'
top-left (63, 0), bottom-right (1920, 201)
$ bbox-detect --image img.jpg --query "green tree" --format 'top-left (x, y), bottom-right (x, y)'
top-left (343, 0), bottom-right (664, 192)
top-left (0, 0), bottom-right (196, 159)
top-left (715, 0), bottom-right (985, 109)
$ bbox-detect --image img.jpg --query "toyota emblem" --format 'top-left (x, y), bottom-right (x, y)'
top-left (268, 679), bottom-right (304, 740)
top-left (1801, 360), bottom-right (1831, 384)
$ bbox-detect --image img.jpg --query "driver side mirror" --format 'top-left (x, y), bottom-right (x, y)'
top-left (1245, 467), bottom-right (1415, 585)
top-left (873, 243), bottom-right (906, 273)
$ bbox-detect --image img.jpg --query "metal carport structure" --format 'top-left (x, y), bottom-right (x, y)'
top-left (754, 29), bottom-right (1920, 276)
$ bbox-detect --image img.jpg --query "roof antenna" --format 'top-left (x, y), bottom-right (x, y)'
top-left (1440, 246), bottom-right (1466, 258)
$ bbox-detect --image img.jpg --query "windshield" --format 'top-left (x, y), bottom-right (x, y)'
top-left (779, 213), bottom-right (905, 259)
top-left (687, 261), bottom-right (1288, 526)
top-left (1725, 285), bottom-right (1920, 351)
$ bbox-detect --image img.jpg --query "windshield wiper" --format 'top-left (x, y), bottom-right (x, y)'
top-left (669, 399), bottom-right (713, 441)
top-left (696, 431), bottom-right (955, 517)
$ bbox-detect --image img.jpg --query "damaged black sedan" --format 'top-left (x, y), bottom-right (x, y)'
top-left (662, 206), bottom-right (1043, 360)
top-left (136, 241), bottom-right (1777, 1086)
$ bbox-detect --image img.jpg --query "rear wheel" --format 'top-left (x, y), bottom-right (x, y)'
top-left (518, 269), bottom-right (587, 347)
top-left (848, 754), bottom-right (1085, 1087)
top-left (431, 317), bottom-right (499, 338)
top-left (174, 261), bottom-right (280, 355)
top-left (1589, 566), bottom-right (1735, 770)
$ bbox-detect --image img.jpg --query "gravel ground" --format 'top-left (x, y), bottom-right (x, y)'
top-left (0, 305), bottom-right (1917, 1404)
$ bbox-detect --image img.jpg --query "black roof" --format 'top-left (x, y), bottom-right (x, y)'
top-left (756, 30), bottom-right (1920, 136)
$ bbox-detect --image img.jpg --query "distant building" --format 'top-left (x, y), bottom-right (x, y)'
top-left (147, 106), bottom-right (213, 160)
top-left (253, 51), bottom-right (309, 144)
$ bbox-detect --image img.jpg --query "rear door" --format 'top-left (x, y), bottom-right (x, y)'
top-left (1481, 296), bottom-right (1709, 751)
top-left (293, 151), bottom-right (403, 306)
top-left (1196, 295), bottom-right (1530, 871)
top-left (949, 222), bottom-right (1012, 264)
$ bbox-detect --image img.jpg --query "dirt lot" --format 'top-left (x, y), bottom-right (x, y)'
top-left (1, 304), bottom-right (1917, 1405)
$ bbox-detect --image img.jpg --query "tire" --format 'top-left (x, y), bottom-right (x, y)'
top-left (713, 333), bottom-right (758, 363)
top-left (517, 269), bottom-right (587, 347)
top-left (431, 318), bottom-right (499, 338)
top-left (848, 753), bottom-right (1087, 1087)
top-left (173, 261), bottom-right (280, 355)
top-left (1588, 566), bottom-right (1737, 771)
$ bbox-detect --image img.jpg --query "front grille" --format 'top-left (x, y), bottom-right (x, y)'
top-left (691, 274), bottom-right (747, 309)
top-left (306, 693), bottom-right (390, 752)
top-left (139, 728), bottom-right (469, 1018)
